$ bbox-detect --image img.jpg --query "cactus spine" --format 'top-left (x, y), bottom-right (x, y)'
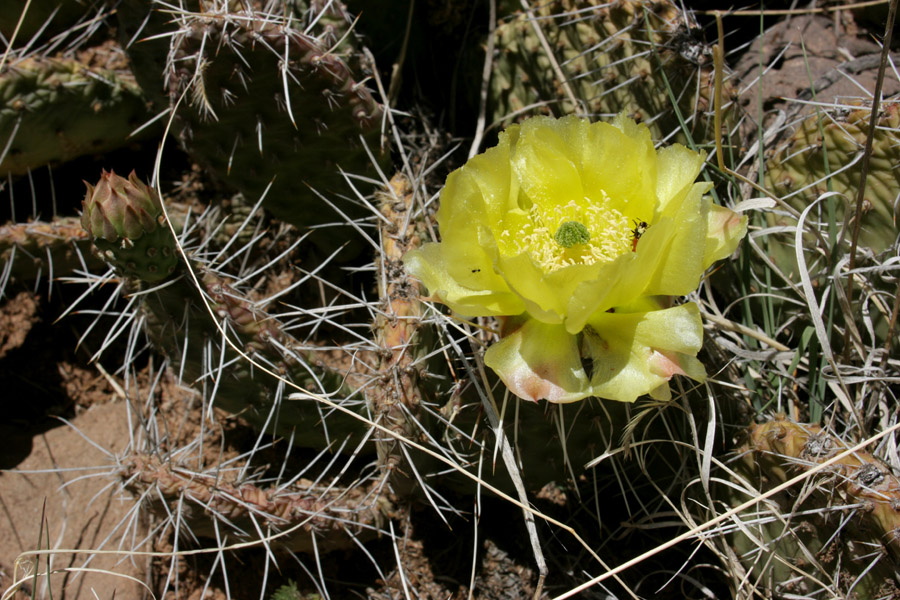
top-left (765, 101), bottom-right (900, 259)
top-left (487, 0), bottom-right (737, 144)
top-left (122, 453), bottom-right (393, 553)
top-left (726, 417), bottom-right (900, 597)
top-left (161, 3), bottom-right (385, 231)
top-left (0, 58), bottom-right (153, 176)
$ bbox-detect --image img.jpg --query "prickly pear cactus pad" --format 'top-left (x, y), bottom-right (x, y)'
top-left (404, 115), bottom-right (747, 403)
top-left (487, 0), bottom-right (734, 142)
top-left (765, 101), bottom-right (900, 258)
top-left (166, 6), bottom-right (385, 230)
top-left (723, 417), bottom-right (900, 596)
top-left (81, 169), bottom-right (178, 282)
top-left (0, 58), bottom-right (152, 176)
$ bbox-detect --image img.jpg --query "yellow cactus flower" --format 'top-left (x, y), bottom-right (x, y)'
top-left (404, 115), bottom-right (746, 403)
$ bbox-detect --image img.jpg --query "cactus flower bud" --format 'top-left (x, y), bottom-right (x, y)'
top-left (81, 170), bottom-right (178, 282)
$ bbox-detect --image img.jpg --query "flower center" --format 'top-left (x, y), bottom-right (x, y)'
top-left (554, 221), bottom-right (590, 248)
top-left (498, 190), bottom-right (635, 271)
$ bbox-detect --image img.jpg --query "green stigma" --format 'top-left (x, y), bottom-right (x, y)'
top-left (554, 221), bottom-right (591, 248)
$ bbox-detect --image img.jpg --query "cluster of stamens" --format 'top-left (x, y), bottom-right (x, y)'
top-left (497, 192), bottom-right (633, 272)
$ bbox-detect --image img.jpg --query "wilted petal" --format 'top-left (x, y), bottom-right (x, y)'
top-left (484, 318), bottom-right (590, 403)
top-left (704, 203), bottom-right (748, 266)
top-left (582, 302), bottom-right (706, 403)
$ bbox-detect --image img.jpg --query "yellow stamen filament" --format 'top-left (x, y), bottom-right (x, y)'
top-left (498, 191), bottom-right (633, 271)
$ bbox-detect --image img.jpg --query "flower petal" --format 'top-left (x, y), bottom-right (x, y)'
top-left (511, 117), bottom-right (585, 211)
top-left (638, 184), bottom-right (711, 296)
top-left (704, 203), bottom-right (748, 266)
top-left (484, 317), bottom-right (591, 403)
top-left (582, 115), bottom-right (658, 218)
top-left (496, 251), bottom-right (612, 325)
top-left (582, 302), bottom-right (706, 403)
top-left (403, 244), bottom-right (525, 317)
top-left (442, 135), bottom-right (518, 226)
top-left (564, 255), bottom-right (634, 333)
top-left (655, 143), bottom-right (706, 214)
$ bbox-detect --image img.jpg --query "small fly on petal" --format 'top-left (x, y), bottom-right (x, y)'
top-left (630, 219), bottom-right (649, 252)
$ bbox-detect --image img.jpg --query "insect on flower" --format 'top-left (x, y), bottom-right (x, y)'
top-left (630, 219), bottom-right (649, 252)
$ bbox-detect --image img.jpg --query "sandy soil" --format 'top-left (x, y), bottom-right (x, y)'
top-left (0, 401), bottom-right (147, 599)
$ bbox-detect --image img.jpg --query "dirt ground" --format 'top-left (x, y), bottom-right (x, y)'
top-left (0, 401), bottom-right (147, 599)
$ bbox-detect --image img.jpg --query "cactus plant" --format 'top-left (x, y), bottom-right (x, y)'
top-left (157, 2), bottom-right (386, 232)
top-left (122, 453), bottom-right (394, 553)
top-left (78, 170), bottom-right (370, 447)
top-left (747, 101), bottom-right (900, 353)
top-left (485, 0), bottom-right (738, 145)
top-left (0, 57), bottom-right (154, 176)
top-left (0, 217), bottom-right (96, 292)
top-left (4, 1), bottom-right (899, 599)
top-left (764, 101), bottom-right (900, 264)
top-left (723, 417), bottom-right (900, 597)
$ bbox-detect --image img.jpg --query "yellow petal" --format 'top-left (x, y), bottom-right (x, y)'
top-left (484, 317), bottom-right (590, 403)
top-left (582, 302), bottom-right (706, 403)
top-left (403, 244), bottom-right (525, 317)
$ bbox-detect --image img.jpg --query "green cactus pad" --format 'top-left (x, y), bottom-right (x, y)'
top-left (0, 58), bottom-right (153, 176)
top-left (486, 0), bottom-right (736, 144)
top-left (166, 7), bottom-right (386, 230)
top-left (0, 217), bottom-right (97, 287)
top-left (765, 101), bottom-right (900, 256)
top-left (140, 268), bottom-right (364, 448)
top-left (724, 418), bottom-right (900, 597)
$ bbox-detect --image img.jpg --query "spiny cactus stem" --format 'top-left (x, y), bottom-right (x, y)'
top-left (0, 218), bottom-right (99, 291)
top-left (747, 418), bottom-right (900, 560)
top-left (122, 454), bottom-right (394, 553)
top-left (368, 173), bottom-right (428, 493)
top-left (518, 0), bottom-right (580, 113)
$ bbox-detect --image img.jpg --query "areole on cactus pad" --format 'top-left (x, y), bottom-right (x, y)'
top-left (404, 115), bottom-right (747, 404)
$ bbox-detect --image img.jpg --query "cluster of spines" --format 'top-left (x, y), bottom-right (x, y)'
top-left (486, 0), bottom-right (738, 144)
top-left (0, 217), bottom-right (95, 294)
top-left (77, 167), bottom-right (369, 449)
top-left (367, 173), bottom-right (433, 495)
top-left (157, 2), bottom-right (386, 232)
top-left (727, 416), bottom-right (900, 596)
top-left (122, 453), bottom-right (394, 553)
top-left (139, 263), bottom-right (367, 448)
